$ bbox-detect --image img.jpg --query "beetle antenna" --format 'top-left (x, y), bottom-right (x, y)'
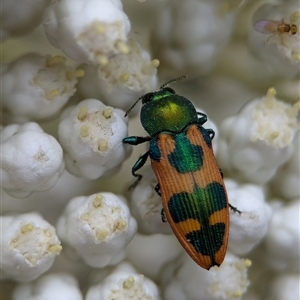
top-left (124, 94), bottom-right (144, 117)
top-left (160, 75), bottom-right (187, 89)
top-left (125, 75), bottom-right (187, 117)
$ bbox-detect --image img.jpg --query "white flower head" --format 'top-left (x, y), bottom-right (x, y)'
top-left (270, 133), bottom-right (300, 200)
top-left (162, 252), bottom-right (251, 300)
top-left (43, 0), bottom-right (131, 64)
top-left (264, 199), bottom-right (300, 272)
top-left (216, 88), bottom-right (299, 184)
top-left (56, 193), bottom-right (137, 268)
top-left (86, 262), bottom-right (161, 300)
top-left (0, 122), bottom-right (64, 198)
top-left (0, 53), bottom-right (83, 123)
top-left (225, 179), bottom-right (272, 255)
top-left (150, 0), bottom-right (237, 77)
top-left (58, 99), bottom-right (131, 179)
top-left (77, 39), bottom-right (158, 114)
top-left (275, 77), bottom-right (300, 103)
top-left (0, 212), bottom-right (62, 282)
top-left (126, 233), bottom-right (183, 282)
top-left (12, 272), bottom-right (83, 300)
top-left (130, 165), bottom-right (173, 235)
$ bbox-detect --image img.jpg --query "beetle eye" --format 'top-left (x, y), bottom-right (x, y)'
top-left (142, 93), bottom-right (154, 104)
top-left (164, 87), bottom-right (175, 94)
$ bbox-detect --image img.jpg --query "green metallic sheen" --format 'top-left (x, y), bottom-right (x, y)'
top-left (168, 182), bottom-right (227, 256)
top-left (140, 92), bottom-right (198, 136)
top-left (168, 131), bottom-right (203, 173)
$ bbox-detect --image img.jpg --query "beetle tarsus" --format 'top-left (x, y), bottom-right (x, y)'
top-left (161, 208), bottom-right (167, 222)
top-left (229, 203), bottom-right (242, 214)
top-left (154, 184), bottom-right (161, 196)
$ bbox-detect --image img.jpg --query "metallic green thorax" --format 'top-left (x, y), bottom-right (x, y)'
top-left (140, 89), bottom-right (198, 136)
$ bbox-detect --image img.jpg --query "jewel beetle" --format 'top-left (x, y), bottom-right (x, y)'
top-left (123, 76), bottom-right (238, 270)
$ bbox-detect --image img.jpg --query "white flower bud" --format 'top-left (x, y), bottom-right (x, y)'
top-left (0, 212), bottom-right (62, 282)
top-left (77, 39), bottom-right (158, 115)
top-left (12, 273), bottom-right (83, 300)
top-left (0, 122), bottom-right (64, 198)
top-left (126, 233), bottom-right (182, 282)
top-left (86, 262), bottom-right (161, 300)
top-left (217, 88), bottom-right (299, 184)
top-left (264, 199), bottom-right (300, 272)
top-left (225, 179), bottom-right (272, 255)
top-left (58, 99), bottom-right (131, 179)
top-left (56, 193), bottom-right (137, 268)
top-left (129, 166), bottom-right (172, 235)
top-left (150, 0), bottom-right (238, 77)
top-left (0, 53), bottom-right (82, 123)
top-left (270, 134), bottom-right (300, 200)
top-left (162, 252), bottom-right (251, 300)
top-left (43, 0), bottom-right (130, 64)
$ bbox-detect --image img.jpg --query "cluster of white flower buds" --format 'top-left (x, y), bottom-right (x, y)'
top-left (1, 0), bottom-right (299, 299)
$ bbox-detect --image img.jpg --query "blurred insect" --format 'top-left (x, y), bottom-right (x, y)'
top-left (254, 19), bottom-right (298, 37)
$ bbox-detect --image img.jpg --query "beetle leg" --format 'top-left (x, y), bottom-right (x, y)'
top-left (206, 128), bottom-right (215, 140)
top-left (197, 112), bottom-right (207, 125)
top-left (123, 136), bottom-right (152, 189)
top-left (161, 208), bottom-right (167, 223)
top-left (129, 151), bottom-right (150, 189)
top-left (154, 183), bottom-right (161, 196)
top-left (123, 136), bottom-right (151, 145)
top-left (219, 168), bottom-right (224, 178)
top-left (229, 203), bottom-right (242, 214)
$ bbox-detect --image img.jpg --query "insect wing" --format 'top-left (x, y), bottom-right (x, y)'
top-left (254, 20), bottom-right (278, 34)
top-left (149, 124), bottom-right (229, 269)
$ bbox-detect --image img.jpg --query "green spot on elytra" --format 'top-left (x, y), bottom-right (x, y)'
top-left (168, 182), bottom-right (227, 257)
top-left (168, 132), bottom-right (203, 173)
top-left (186, 223), bottom-right (225, 258)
